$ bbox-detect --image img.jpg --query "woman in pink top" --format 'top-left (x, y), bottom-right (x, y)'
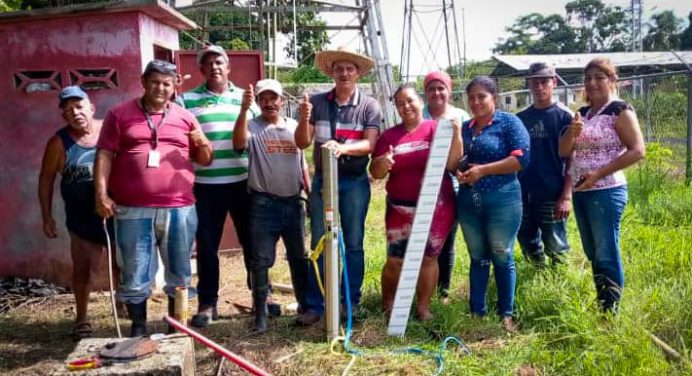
top-left (370, 83), bottom-right (462, 320)
top-left (559, 58), bottom-right (645, 312)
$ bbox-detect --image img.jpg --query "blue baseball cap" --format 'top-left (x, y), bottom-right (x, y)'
top-left (58, 86), bottom-right (88, 108)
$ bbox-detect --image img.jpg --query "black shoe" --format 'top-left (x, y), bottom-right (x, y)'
top-left (167, 296), bottom-right (177, 334)
top-left (190, 305), bottom-right (217, 328)
top-left (251, 268), bottom-right (270, 332)
top-left (126, 301), bottom-right (147, 337)
top-left (254, 301), bottom-right (268, 332)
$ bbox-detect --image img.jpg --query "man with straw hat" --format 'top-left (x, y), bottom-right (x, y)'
top-left (295, 46), bottom-right (382, 325)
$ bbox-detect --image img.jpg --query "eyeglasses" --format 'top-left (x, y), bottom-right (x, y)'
top-left (144, 60), bottom-right (177, 77)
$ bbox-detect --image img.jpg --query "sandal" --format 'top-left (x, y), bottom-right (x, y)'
top-left (73, 321), bottom-right (93, 340)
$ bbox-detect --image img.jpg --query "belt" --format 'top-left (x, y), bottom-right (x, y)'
top-left (251, 190), bottom-right (301, 201)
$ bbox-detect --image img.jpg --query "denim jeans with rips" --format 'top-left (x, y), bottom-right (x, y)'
top-left (457, 180), bottom-right (522, 317)
top-left (114, 205), bottom-right (197, 304)
top-left (303, 172), bottom-right (371, 315)
top-left (572, 185), bottom-right (628, 311)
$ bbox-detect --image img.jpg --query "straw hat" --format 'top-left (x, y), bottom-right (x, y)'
top-left (315, 46), bottom-right (375, 75)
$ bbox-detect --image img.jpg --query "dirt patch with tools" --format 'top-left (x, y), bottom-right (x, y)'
top-left (0, 252), bottom-right (313, 375)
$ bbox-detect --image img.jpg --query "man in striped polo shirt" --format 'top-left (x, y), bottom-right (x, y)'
top-left (177, 45), bottom-right (259, 327)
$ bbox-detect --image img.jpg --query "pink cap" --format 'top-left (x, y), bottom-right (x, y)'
top-left (424, 71), bottom-right (452, 91)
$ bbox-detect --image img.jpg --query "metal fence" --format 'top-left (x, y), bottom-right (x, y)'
top-left (480, 71), bottom-right (691, 184)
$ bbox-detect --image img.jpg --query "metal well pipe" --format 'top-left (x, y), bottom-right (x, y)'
top-left (321, 146), bottom-right (340, 341)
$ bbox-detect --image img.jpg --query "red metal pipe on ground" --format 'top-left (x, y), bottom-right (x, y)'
top-left (163, 315), bottom-right (272, 376)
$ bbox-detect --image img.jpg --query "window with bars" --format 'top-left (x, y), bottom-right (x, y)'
top-left (69, 68), bottom-right (118, 90)
top-left (13, 68), bottom-right (119, 93)
top-left (13, 71), bottom-right (62, 92)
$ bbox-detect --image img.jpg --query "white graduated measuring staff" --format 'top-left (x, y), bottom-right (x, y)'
top-left (387, 118), bottom-right (455, 337)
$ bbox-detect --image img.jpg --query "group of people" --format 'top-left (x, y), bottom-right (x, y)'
top-left (38, 43), bottom-right (644, 339)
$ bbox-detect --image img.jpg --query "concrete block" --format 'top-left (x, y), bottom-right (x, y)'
top-left (51, 335), bottom-right (195, 376)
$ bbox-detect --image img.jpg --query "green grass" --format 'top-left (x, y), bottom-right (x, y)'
top-left (317, 147), bottom-right (692, 375)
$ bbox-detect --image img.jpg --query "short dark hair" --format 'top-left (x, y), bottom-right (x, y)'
top-left (466, 75), bottom-right (498, 96)
top-left (143, 59), bottom-right (177, 79)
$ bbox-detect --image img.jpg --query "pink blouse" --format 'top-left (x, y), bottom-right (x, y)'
top-left (569, 100), bottom-right (633, 191)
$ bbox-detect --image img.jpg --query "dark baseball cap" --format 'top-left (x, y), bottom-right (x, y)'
top-left (526, 62), bottom-right (556, 78)
top-left (58, 86), bottom-right (88, 108)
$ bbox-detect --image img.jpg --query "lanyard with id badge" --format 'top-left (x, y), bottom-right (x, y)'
top-left (141, 99), bottom-right (169, 168)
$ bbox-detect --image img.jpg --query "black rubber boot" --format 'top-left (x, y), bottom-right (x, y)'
top-left (126, 300), bottom-right (147, 337)
top-left (252, 268), bottom-right (269, 332)
top-left (167, 296), bottom-right (177, 334)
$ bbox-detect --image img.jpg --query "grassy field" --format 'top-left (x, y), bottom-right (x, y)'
top-left (1, 144), bottom-right (691, 375)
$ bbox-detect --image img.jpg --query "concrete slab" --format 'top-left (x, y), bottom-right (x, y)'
top-left (50, 335), bottom-right (195, 376)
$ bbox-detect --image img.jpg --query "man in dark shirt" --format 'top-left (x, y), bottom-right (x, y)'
top-left (517, 62), bottom-right (573, 266)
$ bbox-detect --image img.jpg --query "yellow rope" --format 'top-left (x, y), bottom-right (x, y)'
top-left (310, 236), bottom-right (326, 296)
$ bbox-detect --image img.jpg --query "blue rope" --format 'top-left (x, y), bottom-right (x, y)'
top-left (337, 231), bottom-right (470, 374)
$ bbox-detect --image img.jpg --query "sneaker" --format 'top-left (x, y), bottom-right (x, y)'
top-left (296, 310), bottom-right (321, 326)
top-left (190, 306), bottom-right (218, 328)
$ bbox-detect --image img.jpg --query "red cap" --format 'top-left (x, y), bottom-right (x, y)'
top-left (424, 71), bottom-right (452, 91)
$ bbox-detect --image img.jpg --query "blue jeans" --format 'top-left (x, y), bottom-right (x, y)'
top-left (303, 172), bottom-right (371, 314)
top-left (457, 180), bottom-right (522, 317)
top-left (194, 181), bottom-right (251, 307)
top-left (249, 193), bottom-right (309, 307)
top-left (517, 193), bottom-right (569, 264)
top-left (572, 185), bottom-right (628, 311)
top-left (114, 205), bottom-right (197, 304)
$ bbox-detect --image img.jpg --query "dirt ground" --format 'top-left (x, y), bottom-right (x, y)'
top-left (0, 251), bottom-right (324, 375)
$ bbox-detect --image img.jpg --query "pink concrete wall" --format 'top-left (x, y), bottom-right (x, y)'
top-left (138, 12), bottom-right (180, 68)
top-left (0, 11), bottom-right (178, 287)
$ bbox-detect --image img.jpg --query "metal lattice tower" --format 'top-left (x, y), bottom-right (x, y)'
top-left (360, 0), bottom-right (397, 128)
top-left (631, 0), bottom-right (643, 52)
top-left (177, 0), bottom-right (397, 128)
top-left (400, 0), bottom-right (464, 81)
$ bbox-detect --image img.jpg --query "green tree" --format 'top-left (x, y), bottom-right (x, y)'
top-left (643, 10), bottom-right (682, 51)
top-left (494, 13), bottom-right (578, 54)
top-left (0, 0), bottom-right (21, 11)
top-left (681, 12), bottom-right (692, 50)
top-left (565, 0), bottom-right (628, 52)
top-left (290, 64), bottom-right (331, 83)
top-left (181, 1), bottom-right (329, 66)
top-left (280, 11), bottom-right (329, 66)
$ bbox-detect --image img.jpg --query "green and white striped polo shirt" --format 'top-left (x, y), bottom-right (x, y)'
top-left (178, 83), bottom-right (259, 184)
